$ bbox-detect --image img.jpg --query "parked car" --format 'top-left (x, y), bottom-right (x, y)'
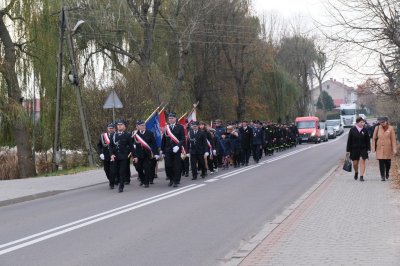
top-left (327, 126), bottom-right (337, 139)
top-left (319, 121), bottom-right (328, 142)
top-left (326, 119), bottom-right (344, 135)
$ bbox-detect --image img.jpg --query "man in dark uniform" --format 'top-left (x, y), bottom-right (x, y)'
top-left (132, 120), bottom-right (159, 188)
top-left (239, 119), bottom-right (253, 166)
top-left (110, 119), bottom-right (134, 193)
top-left (188, 121), bottom-right (208, 180)
top-left (252, 121), bottom-right (264, 163)
top-left (97, 122), bottom-right (115, 189)
top-left (161, 112), bottom-right (185, 187)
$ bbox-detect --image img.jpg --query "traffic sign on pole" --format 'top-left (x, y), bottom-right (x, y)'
top-left (103, 91), bottom-right (123, 122)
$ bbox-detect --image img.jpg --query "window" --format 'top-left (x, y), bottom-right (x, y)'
top-left (296, 121), bottom-right (316, 129)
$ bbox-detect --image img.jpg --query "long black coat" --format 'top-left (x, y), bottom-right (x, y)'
top-left (110, 131), bottom-right (134, 160)
top-left (161, 124), bottom-right (186, 154)
top-left (239, 126), bottom-right (253, 149)
top-left (97, 132), bottom-right (113, 161)
top-left (133, 130), bottom-right (159, 159)
top-left (346, 127), bottom-right (371, 152)
top-left (188, 129), bottom-right (208, 155)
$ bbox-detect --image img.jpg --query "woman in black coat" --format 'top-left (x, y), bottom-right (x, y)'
top-left (346, 117), bottom-right (371, 181)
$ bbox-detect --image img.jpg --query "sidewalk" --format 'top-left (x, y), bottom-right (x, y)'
top-left (236, 155), bottom-right (400, 265)
top-left (0, 161), bottom-right (164, 207)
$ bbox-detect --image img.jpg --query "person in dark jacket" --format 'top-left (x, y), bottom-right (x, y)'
top-left (132, 120), bottom-right (159, 187)
top-left (252, 121), bottom-right (264, 163)
top-left (239, 120), bottom-right (253, 166)
top-left (110, 119), bottom-right (134, 192)
top-left (161, 112), bottom-right (186, 187)
top-left (228, 125), bottom-right (241, 168)
top-left (97, 123), bottom-right (116, 189)
top-left (346, 117), bottom-right (371, 182)
top-left (188, 121), bottom-right (208, 180)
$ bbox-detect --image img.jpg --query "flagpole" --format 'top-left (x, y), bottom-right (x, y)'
top-left (145, 103), bottom-right (164, 124)
top-left (178, 111), bottom-right (188, 122)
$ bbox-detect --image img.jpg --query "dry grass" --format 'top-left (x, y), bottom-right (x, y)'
top-left (390, 145), bottom-right (400, 189)
top-left (0, 150), bottom-right (19, 180)
top-left (0, 150), bottom-right (92, 180)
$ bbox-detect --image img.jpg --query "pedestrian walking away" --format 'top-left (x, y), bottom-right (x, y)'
top-left (346, 117), bottom-right (371, 182)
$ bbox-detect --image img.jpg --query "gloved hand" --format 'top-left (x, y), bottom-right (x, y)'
top-left (212, 149), bottom-right (217, 156)
top-left (154, 155), bottom-right (160, 160)
top-left (173, 146), bottom-right (179, 153)
top-left (99, 154), bottom-right (105, 160)
top-left (186, 154), bottom-right (190, 158)
top-left (204, 152), bottom-right (209, 157)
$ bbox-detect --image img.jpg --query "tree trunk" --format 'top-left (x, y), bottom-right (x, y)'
top-left (170, 38), bottom-right (189, 110)
top-left (0, 10), bottom-right (36, 178)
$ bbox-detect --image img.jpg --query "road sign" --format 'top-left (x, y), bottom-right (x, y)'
top-left (103, 91), bottom-right (123, 109)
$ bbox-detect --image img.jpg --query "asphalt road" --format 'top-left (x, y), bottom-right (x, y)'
top-left (0, 132), bottom-right (348, 266)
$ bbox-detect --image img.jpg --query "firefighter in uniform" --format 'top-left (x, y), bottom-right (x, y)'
top-left (132, 120), bottom-right (159, 188)
top-left (188, 121), bottom-right (208, 180)
top-left (97, 123), bottom-right (116, 189)
top-left (239, 120), bottom-right (253, 166)
top-left (110, 119), bottom-right (134, 193)
top-left (161, 112), bottom-right (185, 187)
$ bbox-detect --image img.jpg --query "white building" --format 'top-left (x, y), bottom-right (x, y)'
top-left (311, 78), bottom-right (357, 109)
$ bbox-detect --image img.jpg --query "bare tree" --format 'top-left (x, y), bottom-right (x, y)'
top-left (324, 0), bottom-right (400, 97)
top-left (311, 40), bottom-right (340, 110)
top-left (159, 0), bottom-right (216, 109)
top-left (0, 0), bottom-right (36, 178)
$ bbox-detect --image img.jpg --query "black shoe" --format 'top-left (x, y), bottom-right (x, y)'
top-left (185, 173), bottom-right (189, 177)
top-left (381, 177), bottom-right (385, 181)
top-left (144, 184), bottom-right (149, 188)
top-left (354, 172), bottom-right (358, 180)
top-left (118, 186), bottom-right (123, 193)
top-left (173, 183), bottom-right (178, 187)
top-left (168, 181), bottom-right (173, 186)
top-left (192, 177), bottom-right (197, 180)
top-left (360, 176), bottom-right (364, 182)
top-left (150, 181), bottom-right (154, 184)
top-left (109, 184), bottom-right (114, 189)
top-left (386, 175), bottom-right (389, 180)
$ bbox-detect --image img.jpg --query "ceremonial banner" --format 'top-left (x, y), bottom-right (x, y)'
top-left (146, 112), bottom-right (162, 148)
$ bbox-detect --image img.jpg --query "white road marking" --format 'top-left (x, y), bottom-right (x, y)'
top-left (0, 184), bottom-right (198, 253)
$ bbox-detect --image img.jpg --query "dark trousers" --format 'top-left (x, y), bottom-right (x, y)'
top-left (103, 160), bottom-right (115, 185)
top-left (190, 154), bottom-right (206, 178)
top-left (378, 159), bottom-right (391, 178)
top-left (241, 148), bottom-right (251, 164)
top-left (165, 153), bottom-right (182, 184)
top-left (182, 157), bottom-right (190, 175)
top-left (114, 159), bottom-right (129, 188)
top-left (136, 158), bottom-right (152, 185)
top-left (252, 145), bottom-right (261, 162)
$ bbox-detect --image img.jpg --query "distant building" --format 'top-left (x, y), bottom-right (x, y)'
top-left (311, 78), bottom-right (357, 109)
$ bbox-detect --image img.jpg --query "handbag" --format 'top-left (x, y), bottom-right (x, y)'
top-left (343, 154), bottom-right (352, 172)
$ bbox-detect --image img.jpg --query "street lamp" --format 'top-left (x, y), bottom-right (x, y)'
top-left (52, 6), bottom-right (94, 171)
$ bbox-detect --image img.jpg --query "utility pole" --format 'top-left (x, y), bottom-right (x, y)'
top-left (52, 6), bottom-right (95, 170)
top-left (52, 7), bottom-right (65, 171)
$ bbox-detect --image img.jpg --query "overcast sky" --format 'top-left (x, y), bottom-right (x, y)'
top-left (250, 0), bottom-right (365, 87)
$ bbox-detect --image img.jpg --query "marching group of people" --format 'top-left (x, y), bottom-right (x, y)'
top-left (97, 112), bottom-right (300, 192)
